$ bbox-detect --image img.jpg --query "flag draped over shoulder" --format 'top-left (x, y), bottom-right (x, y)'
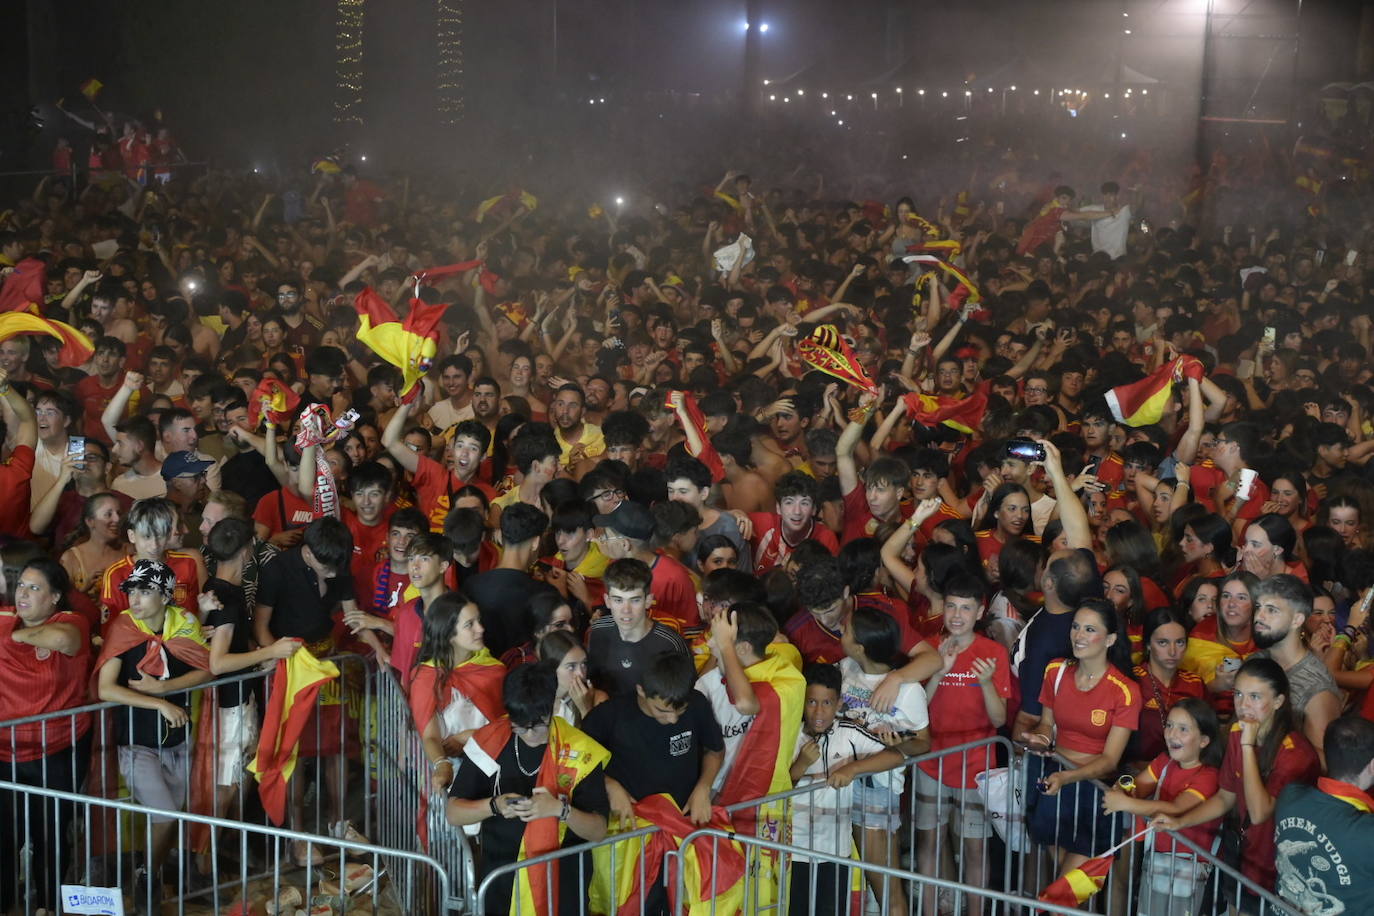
top-left (249, 648), bottom-right (340, 825)
top-left (715, 653), bottom-right (804, 827)
top-left (407, 651), bottom-right (507, 736)
top-left (465, 717), bottom-right (611, 916)
top-left (0, 259), bottom-right (50, 315)
top-left (1105, 357), bottom-right (1202, 427)
top-left (798, 325), bottom-right (877, 394)
top-left (353, 287), bottom-right (448, 403)
top-left (590, 794), bottom-right (745, 916)
top-left (0, 312), bottom-right (95, 367)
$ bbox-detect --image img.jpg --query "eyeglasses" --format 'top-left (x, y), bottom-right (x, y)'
top-left (591, 489), bottom-right (625, 503)
top-left (513, 721), bottom-right (550, 736)
top-left (1024, 386), bottom-right (1049, 395)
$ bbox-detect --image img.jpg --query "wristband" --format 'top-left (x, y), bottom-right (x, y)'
top-left (1334, 634), bottom-right (1352, 647)
top-left (560, 797), bottom-right (570, 822)
top-left (490, 796), bottom-right (501, 818)
top-left (1344, 625), bottom-right (1362, 641)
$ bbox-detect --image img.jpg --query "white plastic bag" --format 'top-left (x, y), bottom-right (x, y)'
top-left (975, 766), bottom-right (1030, 853)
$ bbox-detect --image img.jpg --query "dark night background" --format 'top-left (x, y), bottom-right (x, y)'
top-left (2, 1), bottom-right (1372, 177)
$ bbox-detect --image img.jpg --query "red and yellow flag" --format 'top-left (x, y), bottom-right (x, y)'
top-left (407, 651), bottom-right (506, 736)
top-left (466, 717), bottom-right (611, 916)
top-left (903, 383), bottom-right (989, 435)
top-left (798, 325), bottom-right (877, 394)
top-left (665, 391), bottom-right (726, 482)
top-left (79, 78), bottom-right (104, 102)
top-left (248, 377), bottom-right (300, 428)
top-left (1105, 357), bottom-right (1201, 427)
top-left (249, 648), bottom-right (340, 825)
top-left (476, 190), bottom-right (538, 222)
top-left (590, 794), bottom-right (745, 916)
top-left (1038, 851), bottom-right (1115, 907)
top-left (354, 287), bottom-right (448, 403)
top-left (0, 311), bottom-right (94, 367)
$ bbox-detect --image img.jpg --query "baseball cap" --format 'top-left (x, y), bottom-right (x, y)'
top-left (593, 501), bottom-right (655, 541)
top-left (161, 450), bottom-right (214, 480)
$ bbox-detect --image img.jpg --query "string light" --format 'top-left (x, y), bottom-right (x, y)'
top-left (333, 0), bottom-right (365, 126)
top-left (436, 0), bottom-right (464, 124)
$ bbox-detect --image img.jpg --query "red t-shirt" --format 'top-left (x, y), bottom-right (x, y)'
top-left (1132, 665), bottom-right (1206, 762)
top-left (99, 551), bottom-right (202, 625)
top-left (1218, 724), bottom-right (1320, 889)
top-left (1141, 753), bottom-right (1221, 854)
top-left (0, 445), bottom-right (35, 539)
top-left (920, 634), bottom-right (1012, 787)
top-left (1039, 659), bottom-right (1141, 756)
top-left (748, 512), bottom-right (839, 576)
top-left (0, 610), bottom-right (92, 761)
top-left (344, 509), bottom-right (393, 611)
top-left (370, 560), bottom-right (412, 620)
top-left (73, 376), bottom-right (148, 443)
top-left (841, 482), bottom-right (912, 546)
top-left (253, 488), bottom-right (314, 534)
top-left (389, 595), bottom-right (425, 687)
top-left (783, 604), bottom-right (921, 666)
top-left (650, 553), bottom-right (699, 632)
top-left (412, 454), bottom-right (495, 533)
top-left (1190, 462), bottom-right (1268, 521)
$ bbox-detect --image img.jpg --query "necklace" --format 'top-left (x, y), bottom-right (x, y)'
top-left (513, 737), bottom-right (542, 777)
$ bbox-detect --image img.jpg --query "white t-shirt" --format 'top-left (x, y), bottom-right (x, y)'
top-left (1082, 203), bottom-right (1132, 260)
top-left (791, 721), bottom-right (891, 859)
top-left (838, 657), bottom-right (929, 793)
top-left (695, 667), bottom-right (755, 796)
top-left (427, 397), bottom-right (475, 432)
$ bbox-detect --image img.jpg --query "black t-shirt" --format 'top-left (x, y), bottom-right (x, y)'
top-left (221, 449), bottom-right (281, 515)
top-left (586, 617), bottom-right (691, 699)
top-left (114, 644), bottom-right (195, 748)
top-left (257, 548), bottom-right (355, 643)
top-left (205, 576), bottom-right (261, 708)
top-left (450, 737), bottom-right (609, 916)
top-left (581, 692), bottom-right (723, 807)
top-left (462, 569), bottom-right (557, 658)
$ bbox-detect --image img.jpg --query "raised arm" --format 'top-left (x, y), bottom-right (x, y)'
top-left (382, 397), bottom-right (421, 474)
top-left (836, 389), bottom-right (880, 496)
top-left (1172, 378), bottom-right (1205, 466)
top-left (1037, 438), bottom-right (1091, 550)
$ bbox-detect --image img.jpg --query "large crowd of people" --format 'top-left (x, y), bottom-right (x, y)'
top-left (0, 116), bottom-right (1371, 916)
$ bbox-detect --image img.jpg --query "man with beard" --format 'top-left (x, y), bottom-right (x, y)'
top-left (74, 336), bottom-right (135, 441)
top-left (1250, 574), bottom-right (1342, 767)
top-left (470, 376), bottom-right (502, 442)
top-left (274, 278), bottom-right (322, 349)
top-left (550, 383), bottom-right (604, 468)
top-left (583, 375), bottom-right (612, 426)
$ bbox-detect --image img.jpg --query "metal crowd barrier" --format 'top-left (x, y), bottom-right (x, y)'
top-left (368, 664), bottom-right (477, 912)
top-left (467, 735), bottom-right (1295, 916)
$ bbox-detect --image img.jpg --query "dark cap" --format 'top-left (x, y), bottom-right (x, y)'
top-left (118, 559), bottom-right (177, 599)
top-left (161, 450), bottom-right (214, 480)
top-left (593, 500), bottom-right (654, 541)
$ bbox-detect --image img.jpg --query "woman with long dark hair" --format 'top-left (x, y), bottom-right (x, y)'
top-left (1024, 598), bottom-right (1141, 881)
top-left (1175, 512), bottom-right (1233, 587)
top-left (1185, 570), bottom-right (1259, 716)
top-left (1238, 513), bottom-right (1301, 581)
top-left (410, 593), bottom-right (507, 793)
top-left (1176, 575), bottom-right (1219, 625)
top-left (1129, 607), bottom-right (1205, 767)
top-left (1153, 658), bottom-right (1320, 903)
top-left (536, 630), bottom-right (602, 727)
top-left (975, 482), bottom-right (1034, 583)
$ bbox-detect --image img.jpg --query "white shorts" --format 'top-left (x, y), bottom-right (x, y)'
top-left (215, 698), bottom-right (259, 787)
top-left (912, 768), bottom-right (991, 838)
top-left (118, 744), bottom-right (189, 823)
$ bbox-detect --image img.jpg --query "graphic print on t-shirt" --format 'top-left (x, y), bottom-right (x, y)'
top-left (669, 732), bottom-right (693, 756)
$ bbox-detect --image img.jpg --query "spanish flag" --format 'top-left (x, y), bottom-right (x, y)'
top-left (1037, 851), bottom-right (1115, 907)
top-left (248, 377), bottom-right (300, 428)
top-left (354, 287), bottom-right (448, 403)
top-left (713, 652), bottom-right (804, 914)
top-left (79, 78), bottom-right (104, 102)
top-left (903, 383), bottom-right (990, 435)
top-left (0, 311), bottom-right (95, 366)
top-left (590, 794), bottom-right (746, 916)
top-left (0, 258), bottom-right (47, 314)
top-left (407, 651), bottom-right (506, 736)
top-left (466, 717), bottom-right (611, 916)
top-left (476, 190), bottom-right (538, 222)
top-left (1105, 357), bottom-right (1201, 428)
top-left (249, 648), bottom-right (340, 825)
top-left (666, 390), bottom-right (725, 482)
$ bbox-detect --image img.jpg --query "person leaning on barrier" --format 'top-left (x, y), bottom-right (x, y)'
top-left (0, 556), bottom-right (94, 916)
top-left (447, 663), bottom-right (610, 916)
top-left (1274, 715), bottom-right (1374, 916)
